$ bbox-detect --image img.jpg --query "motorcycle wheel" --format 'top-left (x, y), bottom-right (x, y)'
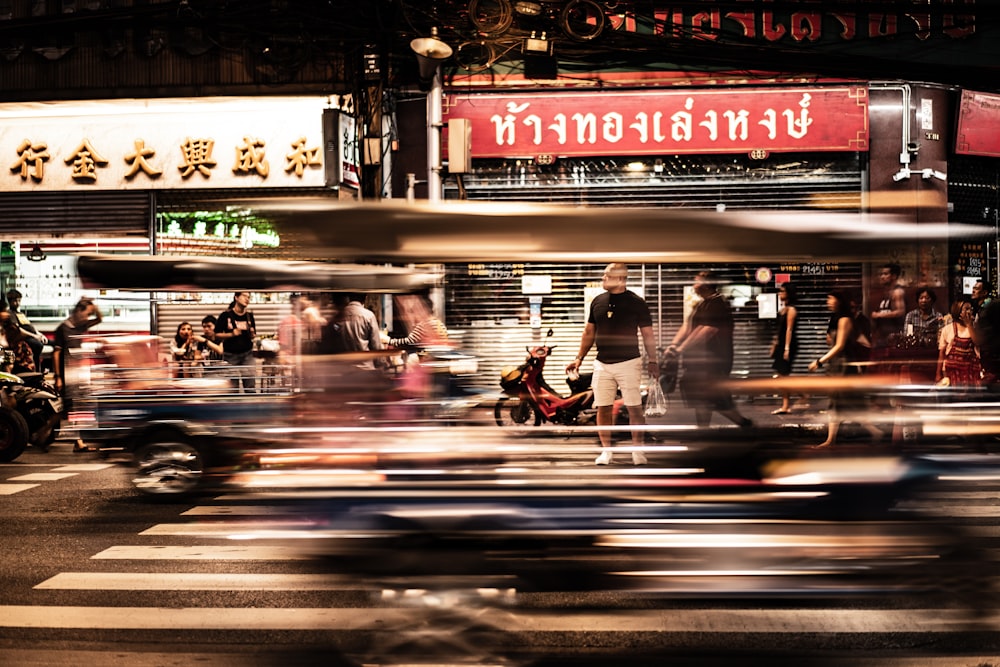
top-left (22, 399), bottom-right (60, 449)
top-left (0, 406), bottom-right (29, 462)
top-left (132, 437), bottom-right (206, 496)
top-left (494, 397), bottom-right (541, 427)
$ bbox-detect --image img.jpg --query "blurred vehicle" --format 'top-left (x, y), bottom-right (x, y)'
top-left (376, 344), bottom-right (491, 426)
top-left (72, 255), bottom-right (443, 495)
top-left (495, 328), bottom-right (629, 428)
top-left (0, 367), bottom-right (60, 461)
top-left (223, 438), bottom-right (993, 619)
top-left (69, 205), bottom-right (1000, 623)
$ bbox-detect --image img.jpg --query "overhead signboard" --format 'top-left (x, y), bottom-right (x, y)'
top-left (443, 86), bottom-right (869, 158)
top-left (956, 89), bottom-right (1000, 158)
top-left (0, 96), bottom-right (330, 192)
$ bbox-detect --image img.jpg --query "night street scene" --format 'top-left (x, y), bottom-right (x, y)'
top-left (2, 2), bottom-right (1000, 666)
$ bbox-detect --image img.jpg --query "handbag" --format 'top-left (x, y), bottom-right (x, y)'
top-left (644, 379), bottom-right (668, 417)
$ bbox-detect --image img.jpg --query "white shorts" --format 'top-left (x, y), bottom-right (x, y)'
top-left (592, 357), bottom-right (643, 407)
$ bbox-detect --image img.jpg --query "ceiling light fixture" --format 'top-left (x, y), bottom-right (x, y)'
top-left (26, 244), bottom-right (46, 262)
top-left (514, 1), bottom-right (543, 16)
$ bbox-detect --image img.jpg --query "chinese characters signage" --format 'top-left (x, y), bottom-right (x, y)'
top-left (956, 90), bottom-right (1000, 158)
top-left (0, 96), bottom-right (328, 191)
top-left (443, 86), bottom-right (869, 158)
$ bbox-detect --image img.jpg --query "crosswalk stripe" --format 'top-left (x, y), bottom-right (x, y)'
top-left (35, 572), bottom-right (351, 591)
top-left (8, 473), bottom-right (78, 482)
top-left (181, 505), bottom-right (318, 516)
top-left (0, 605), bottom-right (993, 632)
top-left (52, 464), bottom-right (114, 472)
top-left (0, 484), bottom-right (39, 495)
top-left (901, 506), bottom-right (1000, 518)
top-left (140, 522), bottom-right (320, 538)
top-left (920, 491), bottom-right (1000, 500)
top-left (92, 545), bottom-right (311, 560)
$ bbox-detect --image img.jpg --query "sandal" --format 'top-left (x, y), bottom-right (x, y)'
top-left (771, 408), bottom-right (790, 415)
top-left (73, 440), bottom-right (96, 453)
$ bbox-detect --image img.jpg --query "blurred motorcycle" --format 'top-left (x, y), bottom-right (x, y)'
top-left (0, 347), bottom-right (61, 457)
top-left (0, 370), bottom-right (60, 459)
top-left (494, 328), bottom-right (627, 427)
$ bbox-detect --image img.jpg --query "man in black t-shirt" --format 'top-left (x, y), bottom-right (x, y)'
top-left (567, 263), bottom-right (658, 465)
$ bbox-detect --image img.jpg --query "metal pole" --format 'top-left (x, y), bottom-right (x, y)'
top-left (427, 66), bottom-right (443, 202)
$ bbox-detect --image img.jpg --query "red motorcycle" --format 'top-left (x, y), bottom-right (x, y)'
top-left (494, 329), bottom-right (627, 428)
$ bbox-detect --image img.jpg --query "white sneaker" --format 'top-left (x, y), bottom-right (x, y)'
top-left (632, 451), bottom-right (648, 466)
top-left (594, 450), bottom-right (614, 465)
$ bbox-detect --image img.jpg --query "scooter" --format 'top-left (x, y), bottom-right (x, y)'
top-left (494, 329), bottom-right (627, 427)
top-left (0, 368), bottom-right (61, 457)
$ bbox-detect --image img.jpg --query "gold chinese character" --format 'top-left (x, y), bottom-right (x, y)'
top-left (10, 138), bottom-right (49, 182)
top-left (64, 139), bottom-right (108, 182)
top-left (284, 137), bottom-right (321, 177)
top-left (124, 139), bottom-right (162, 179)
top-left (233, 136), bottom-right (268, 177)
top-left (178, 138), bottom-right (217, 178)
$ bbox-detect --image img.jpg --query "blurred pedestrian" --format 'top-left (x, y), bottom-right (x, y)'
top-left (567, 263), bottom-right (658, 465)
top-left (0, 299), bottom-right (36, 375)
top-left (6, 289), bottom-right (47, 371)
top-left (808, 290), bottom-right (883, 448)
top-left (870, 262), bottom-right (906, 366)
top-left (937, 298), bottom-right (982, 387)
top-left (971, 279), bottom-right (993, 323)
top-left (52, 297), bottom-right (103, 452)
top-left (170, 321), bottom-right (204, 378)
top-left (279, 294), bottom-right (327, 361)
top-left (902, 286), bottom-right (944, 383)
top-left (197, 315), bottom-right (224, 364)
top-left (383, 293), bottom-right (449, 352)
top-left (216, 292), bottom-right (257, 393)
top-left (666, 270), bottom-right (749, 430)
top-left (768, 282), bottom-right (806, 414)
top-left (328, 293), bottom-right (384, 368)
top-left (973, 298), bottom-right (1000, 388)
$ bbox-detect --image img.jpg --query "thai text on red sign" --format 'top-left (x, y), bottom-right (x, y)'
top-left (443, 86), bottom-right (869, 158)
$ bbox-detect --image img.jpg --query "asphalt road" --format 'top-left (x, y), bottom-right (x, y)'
top-left (1, 436), bottom-right (999, 667)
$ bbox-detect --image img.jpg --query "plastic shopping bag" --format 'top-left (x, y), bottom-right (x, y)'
top-left (644, 379), bottom-right (668, 417)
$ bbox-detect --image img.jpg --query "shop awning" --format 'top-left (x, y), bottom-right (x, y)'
top-left (76, 255), bottom-right (440, 292)
top-left (230, 199), bottom-right (992, 264)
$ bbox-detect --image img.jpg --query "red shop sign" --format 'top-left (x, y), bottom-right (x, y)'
top-left (956, 89), bottom-right (1000, 158)
top-left (443, 86), bottom-right (869, 158)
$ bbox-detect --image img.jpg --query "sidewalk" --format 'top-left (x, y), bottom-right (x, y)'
top-left (643, 394), bottom-right (881, 447)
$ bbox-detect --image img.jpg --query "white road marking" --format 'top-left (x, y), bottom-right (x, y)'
top-left (35, 572), bottom-right (349, 591)
top-left (8, 473), bottom-right (78, 482)
top-left (52, 463), bottom-right (113, 472)
top-left (0, 463), bottom-right (68, 468)
top-left (181, 505), bottom-right (317, 516)
top-left (140, 522), bottom-right (321, 538)
top-left (92, 545), bottom-right (311, 560)
top-left (0, 605), bottom-right (994, 632)
top-left (0, 484), bottom-right (39, 494)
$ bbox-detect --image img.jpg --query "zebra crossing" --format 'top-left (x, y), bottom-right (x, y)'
top-left (0, 462), bottom-right (113, 494)
top-left (1, 477), bottom-right (1000, 653)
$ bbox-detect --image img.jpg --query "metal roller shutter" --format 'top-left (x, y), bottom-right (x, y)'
top-left (0, 191), bottom-right (151, 237)
top-left (445, 262), bottom-right (862, 395)
top-left (441, 153), bottom-right (866, 394)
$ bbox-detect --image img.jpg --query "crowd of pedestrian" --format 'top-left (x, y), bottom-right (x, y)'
top-left (7, 265), bottom-right (999, 459)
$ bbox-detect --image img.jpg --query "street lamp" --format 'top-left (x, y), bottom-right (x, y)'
top-left (410, 27), bottom-right (453, 203)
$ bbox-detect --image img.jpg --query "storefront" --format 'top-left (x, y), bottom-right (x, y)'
top-left (435, 85), bottom-right (874, 385)
top-left (0, 96), bottom-right (352, 334)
